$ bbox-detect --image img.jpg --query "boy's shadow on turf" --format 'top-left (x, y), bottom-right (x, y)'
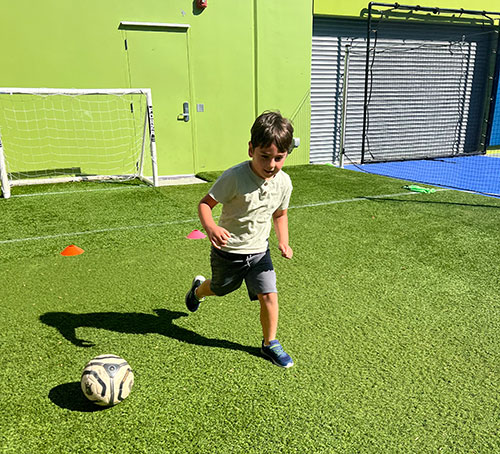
top-left (39, 309), bottom-right (262, 358)
top-left (44, 310), bottom-right (263, 410)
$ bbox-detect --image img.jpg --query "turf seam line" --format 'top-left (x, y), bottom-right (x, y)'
top-left (0, 190), bottom-right (446, 245)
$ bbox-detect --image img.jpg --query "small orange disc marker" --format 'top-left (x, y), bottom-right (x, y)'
top-left (60, 245), bottom-right (85, 256)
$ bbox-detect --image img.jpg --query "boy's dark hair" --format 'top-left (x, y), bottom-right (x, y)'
top-left (250, 111), bottom-right (294, 153)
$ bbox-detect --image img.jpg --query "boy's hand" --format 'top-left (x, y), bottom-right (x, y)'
top-left (207, 226), bottom-right (231, 249)
top-left (199, 195), bottom-right (230, 249)
top-left (279, 243), bottom-right (293, 259)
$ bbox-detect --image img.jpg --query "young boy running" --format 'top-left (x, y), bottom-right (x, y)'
top-left (185, 111), bottom-right (295, 368)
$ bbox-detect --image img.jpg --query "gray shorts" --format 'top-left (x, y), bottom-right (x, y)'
top-left (210, 247), bottom-right (277, 301)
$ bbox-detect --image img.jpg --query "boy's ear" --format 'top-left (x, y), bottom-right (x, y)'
top-left (248, 142), bottom-right (254, 158)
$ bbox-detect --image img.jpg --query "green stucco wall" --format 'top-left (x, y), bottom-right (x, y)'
top-left (0, 0), bottom-right (312, 176)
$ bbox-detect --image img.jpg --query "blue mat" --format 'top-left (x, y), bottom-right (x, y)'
top-left (346, 155), bottom-right (500, 197)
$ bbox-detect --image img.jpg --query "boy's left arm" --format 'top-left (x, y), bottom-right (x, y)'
top-left (273, 209), bottom-right (293, 259)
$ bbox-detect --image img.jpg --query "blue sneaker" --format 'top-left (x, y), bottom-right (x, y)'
top-left (261, 340), bottom-right (294, 368)
top-left (185, 275), bottom-right (205, 312)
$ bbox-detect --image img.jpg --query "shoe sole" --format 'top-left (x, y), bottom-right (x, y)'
top-left (260, 348), bottom-right (294, 368)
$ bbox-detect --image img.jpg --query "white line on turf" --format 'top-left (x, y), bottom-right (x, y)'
top-left (289, 189), bottom-right (447, 209)
top-left (0, 219), bottom-right (198, 244)
top-left (1, 189), bottom-right (445, 245)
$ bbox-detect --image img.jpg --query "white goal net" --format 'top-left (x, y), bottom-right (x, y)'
top-left (0, 88), bottom-right (158, 199)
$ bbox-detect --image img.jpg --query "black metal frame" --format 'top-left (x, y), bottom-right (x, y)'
top-left (361, 2), bottom-right (500, 163)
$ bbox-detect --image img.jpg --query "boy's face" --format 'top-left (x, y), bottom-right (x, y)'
top-left (248, 142), bottom-right (288, 180)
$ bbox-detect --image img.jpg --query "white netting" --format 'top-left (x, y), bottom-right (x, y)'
top-left (0, 90), bottom-right (150, 183)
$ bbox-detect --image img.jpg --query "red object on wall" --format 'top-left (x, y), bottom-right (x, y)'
top-left (196, 0), bottom-right (207, 9)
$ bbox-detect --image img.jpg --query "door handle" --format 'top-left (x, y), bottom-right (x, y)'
top-left (177, 102), bottom-right (190, 122)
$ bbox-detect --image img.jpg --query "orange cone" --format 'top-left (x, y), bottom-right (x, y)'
top-left (60, 245), bottom-right (85, 256)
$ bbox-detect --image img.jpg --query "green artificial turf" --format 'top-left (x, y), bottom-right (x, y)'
top-left (1, 165), bottom-right (500, 453)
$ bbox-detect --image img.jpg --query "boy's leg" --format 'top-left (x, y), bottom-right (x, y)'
top-left (258, 292), bottom-right (279, 345)
top-left (185, 276), bottom-right (206, 312)
top-left (186, 278), bottom-right (216, 313)
top-left (186, 248), bottom-right (246, 312)
top-left (196, 279), bottom-right (215, 299)
top-left (259, 292), bottom-right (294, 368)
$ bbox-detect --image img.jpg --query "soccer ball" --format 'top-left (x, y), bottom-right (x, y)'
top-left (81, 354), bottom-right (134, 406)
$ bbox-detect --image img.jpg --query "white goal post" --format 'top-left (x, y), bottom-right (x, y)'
top-left (0, 88), bottom-right (158, 199)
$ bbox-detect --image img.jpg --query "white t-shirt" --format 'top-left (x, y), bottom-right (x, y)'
top-left (209, 161), bottom-right (293, 254)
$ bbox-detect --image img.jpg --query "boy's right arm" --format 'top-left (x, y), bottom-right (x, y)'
top-left (198, 194), bottom-right (230, 249)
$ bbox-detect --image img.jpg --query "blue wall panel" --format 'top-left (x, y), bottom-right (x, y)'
top-left (489, 54), bottom-right (500, 147)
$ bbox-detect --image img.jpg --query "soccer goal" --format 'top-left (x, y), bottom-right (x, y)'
top-left (0, 88), bottom-right (158, 199)
top-left (330, 3), bottom-right (500, 196)
top-left (359, 4), bottom-right (500, 165)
